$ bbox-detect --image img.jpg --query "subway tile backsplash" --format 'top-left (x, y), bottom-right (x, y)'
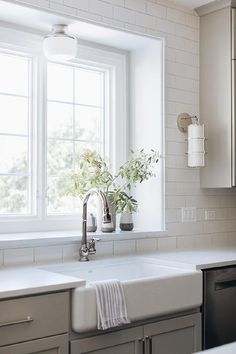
top-left (0, 233), bottom-right (234, 266)
top-left (34, 246), bottom-right (63, 264)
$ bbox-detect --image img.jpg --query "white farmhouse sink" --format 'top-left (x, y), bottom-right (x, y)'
top-left (43, 257), bottom-right (202, 333)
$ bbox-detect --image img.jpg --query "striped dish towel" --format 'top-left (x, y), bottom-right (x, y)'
top-left (90, 279), bottom-right (130, 330)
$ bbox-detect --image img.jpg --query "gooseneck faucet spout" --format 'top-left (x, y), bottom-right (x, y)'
top-left (79, 189), bottom-right (111, 262)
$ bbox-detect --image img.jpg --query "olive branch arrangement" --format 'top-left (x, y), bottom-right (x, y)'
top-left (66, 149), bottom-right (159, 214)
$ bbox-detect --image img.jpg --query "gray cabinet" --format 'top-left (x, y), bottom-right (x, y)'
top-left (71, 327), bottom-right (143, 354)
top-left (0, 291), bottom-right (69, 347)
top-left (196, 2), bottom-right (235, 187)
top-left (144, 313), bottom-right (201, 354)
top-left (0, 334), bottom-right (68, 354)
top-left (0, 292), bottom-right (69, 353)
top-left (0, 291), bottom-right (201, 354)
top-left (71, 313), bottom-right (201, 354)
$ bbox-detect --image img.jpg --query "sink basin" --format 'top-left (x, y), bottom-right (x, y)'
top-left (43, 260), bottom-right (188, 282)
top-left (43, 257), bottom-right (202, 333)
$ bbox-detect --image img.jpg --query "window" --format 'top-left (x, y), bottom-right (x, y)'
top-left (0, 21), bottom-right (166, 233)
top-left (0, 50), bottom-right (35, 216)
top-left (46, 62), bottom-right (105, 214)
top-left (0, 36), bottom-right (127, 232)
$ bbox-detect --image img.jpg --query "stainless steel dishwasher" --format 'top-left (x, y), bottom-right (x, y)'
top-left (203, 265), bottom-right (236, 349)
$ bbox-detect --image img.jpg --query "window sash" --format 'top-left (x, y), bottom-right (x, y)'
top-left (0, 38), bottom-right (127, 233)
top-left (0, 49), bottom-right (36, 217)
top-left (45, 61), bottom-right (106, 216)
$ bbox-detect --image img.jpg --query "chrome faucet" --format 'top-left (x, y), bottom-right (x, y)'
top-left (79, 189), bottom-right (111, 262)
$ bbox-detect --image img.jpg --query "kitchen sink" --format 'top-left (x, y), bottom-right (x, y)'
top-left (43, 259), bottom-right (190, 281)
top-left (43, 257), bottom-right (202, 333)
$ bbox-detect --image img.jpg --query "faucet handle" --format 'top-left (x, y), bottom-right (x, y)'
top-left (91, 237), bottom-right (101, 242)
top-left (88, 237), bottom-right (101, 255)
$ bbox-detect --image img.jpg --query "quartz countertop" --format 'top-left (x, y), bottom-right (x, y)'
top-left (0, 266), bottom-right (85, 299)
top-left (196, 342), bottom-right (236, 353)
top-left (143, 247), bottom-right (236, 270)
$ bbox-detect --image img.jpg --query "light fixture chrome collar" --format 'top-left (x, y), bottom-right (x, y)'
top-left (44, 24), bottom-right (75, 39)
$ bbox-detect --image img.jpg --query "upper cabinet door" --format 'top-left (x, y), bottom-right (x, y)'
top-left (199, 6), bottom-right (232, 188)
top-left (232, 9), bottom-right (236, 187)
top-left (232, 8), bottom-right (236, 59)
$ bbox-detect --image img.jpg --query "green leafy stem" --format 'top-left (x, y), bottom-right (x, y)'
top-left (66, 149), bottom-right (159, 214)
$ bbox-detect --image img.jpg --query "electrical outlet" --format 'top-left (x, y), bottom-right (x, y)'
top-left (205, 210), bottom-right (216, 220)
top-left (181, 207), bottom-right (197, 223)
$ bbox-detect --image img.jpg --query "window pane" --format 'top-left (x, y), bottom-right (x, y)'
top-left (47, 140), bottom-right (73, 175)
top-left (46, 62), bottom-right (105, 215)
top-left (0, 136), bottom-right (28, 174)
top-left (75, 106), bottom-right (102, 141)
top-left (0, 54), bottom-right (29, 96)
top-left (47, 102), bottom-right (73, 138)
top-left (0, 95), bottom-right (28, 135)
top-left (47, 63), bottom-right (73, 102)
top-left (47, 176), bottom-right (80, 214)
top-left (0, 50), bottom-right (34, 218)
top-left (75, 69), bottom-right (102, 106)
top-left (0, 176), bottom-right (27, 214)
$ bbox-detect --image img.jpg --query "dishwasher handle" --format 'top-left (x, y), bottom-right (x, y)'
top-left (215, 279), bottom-right (236, 291)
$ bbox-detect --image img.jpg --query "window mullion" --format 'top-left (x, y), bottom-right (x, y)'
top-left (37, 57), bottom-right (47, 221)
top-left (42, 59), bottom-right (48, 220)
top-left (27, 57), bottom-right (31, 215)
top-left (72, 67), bottom-right (76, 211)
top-left (73, 66), bottom-right (76, 172)
top-left (31, 56), bottom-right (39, 218)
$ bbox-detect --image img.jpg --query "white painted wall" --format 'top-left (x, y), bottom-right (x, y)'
top-left (2, 0), bottom-right (236, 262)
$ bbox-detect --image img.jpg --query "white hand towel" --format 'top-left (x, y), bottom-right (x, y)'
top-left (90, 279), bottom-right (130, 330)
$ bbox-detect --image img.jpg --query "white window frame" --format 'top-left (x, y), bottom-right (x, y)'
top-left (0, 27), bottom-right (128, 233)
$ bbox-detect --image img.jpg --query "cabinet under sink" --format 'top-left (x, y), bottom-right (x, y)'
top-left (71, 313), bottom-right (201, 354)
top-left (0, 287), bottom-right (202, 354)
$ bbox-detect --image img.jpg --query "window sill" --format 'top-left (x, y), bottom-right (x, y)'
top-left (0, 229), bottom-right (167, 249)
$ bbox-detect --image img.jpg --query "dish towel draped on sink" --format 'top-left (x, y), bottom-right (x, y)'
top-left (90, 279), bottom-right (130, 330)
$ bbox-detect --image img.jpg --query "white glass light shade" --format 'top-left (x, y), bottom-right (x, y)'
top-left (43, 35), bottom-right (77, 61)
top-left (188, 124), bottom-right (205, 167)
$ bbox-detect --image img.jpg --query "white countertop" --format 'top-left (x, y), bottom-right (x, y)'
top-left (196, 342), bottom-right (236, 353)
top-left (143, 248), bottom-right (236, 270)
top-left (0, 266), bottom-right (85, 299)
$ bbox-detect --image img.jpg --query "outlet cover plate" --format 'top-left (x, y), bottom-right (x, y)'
top-left (182, 207), bottom-right (197, 223)
top-left (205, 210), bottom-right (216, 220)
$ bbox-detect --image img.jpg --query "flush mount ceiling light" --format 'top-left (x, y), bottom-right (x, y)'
top-left (43, 24), bottom-right (77, 61)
